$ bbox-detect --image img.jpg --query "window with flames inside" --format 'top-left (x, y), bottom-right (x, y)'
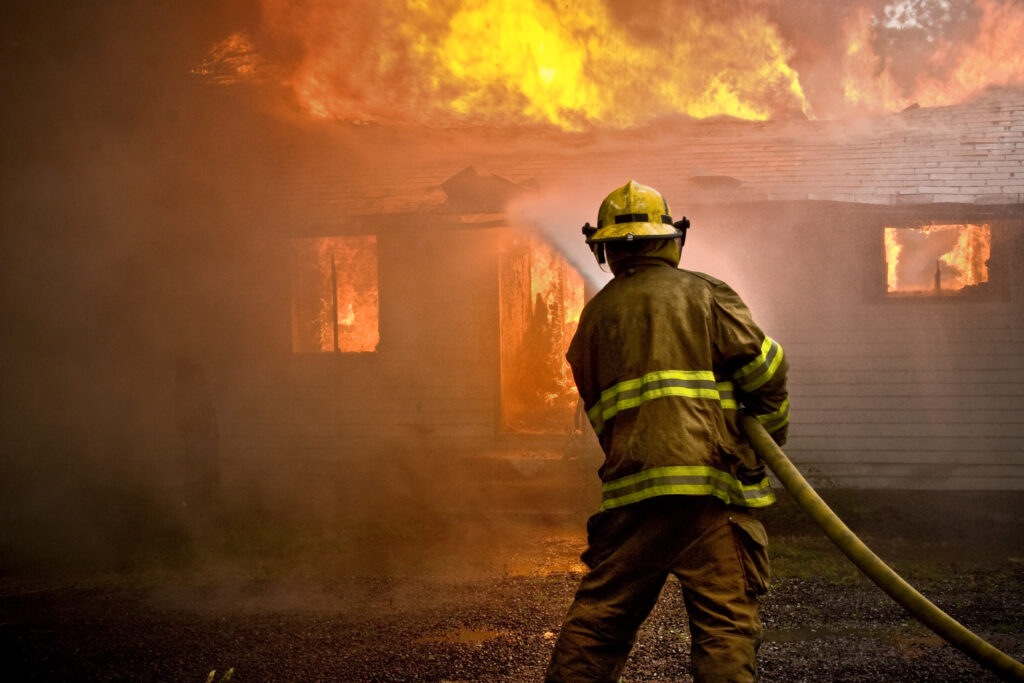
top-left (291, 236), bottom-right (379, 353)
top-left (883, 223), bottom-right (991, 297)
top-left (499, 236), bottom-right (584, 434)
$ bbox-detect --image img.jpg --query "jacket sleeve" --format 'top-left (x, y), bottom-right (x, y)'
top-left (711, 282), bottom-right (790, 445)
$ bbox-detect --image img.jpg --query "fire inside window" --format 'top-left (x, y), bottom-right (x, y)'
top-left (291, 235), bottom-right (379, 353)
top-left (499, 236), bottom-right (584, 434)
top-left (883, 223), bottom-right (991, 296)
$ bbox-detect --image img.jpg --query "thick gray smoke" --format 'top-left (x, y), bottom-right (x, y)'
top-left (0, 1), bottom-right (315, 573)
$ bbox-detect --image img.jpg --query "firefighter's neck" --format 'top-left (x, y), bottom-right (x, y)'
top-left (607, 239), bottom-right (681, 276)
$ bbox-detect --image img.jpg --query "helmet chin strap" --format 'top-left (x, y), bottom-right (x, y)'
top-left (582, 223), bottom-right (607, 266)
top-left (674, 217), bottom-right (690, 250)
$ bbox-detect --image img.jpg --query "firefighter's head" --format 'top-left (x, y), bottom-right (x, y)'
top-left (582, 181), bottom-right (689, 272)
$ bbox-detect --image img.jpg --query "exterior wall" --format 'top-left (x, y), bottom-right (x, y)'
top-left (691, 201), bottom-right (1024, 490)
top-left (214, 200), bottom-right (1024, 508)
top-left (211, 223), bottom-right (510, 518)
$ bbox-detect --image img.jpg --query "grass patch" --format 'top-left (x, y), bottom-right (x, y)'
top-left (769, 535), bottom-right (865, 584)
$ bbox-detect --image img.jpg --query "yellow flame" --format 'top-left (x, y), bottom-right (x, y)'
top-left (291, 236), bottom-right (379, 353)
top-left (499, 234), bottom-right (583, 432)
top-left (884, 224), bottom-right (990, 294)
top-left (884, 227), bottom-right (902, 292)
top-left (938, 224), bottom-right (991, 288)
top-left (841, 6), bottom-right (909, 112)
top-left (199, 1), bottom-right (1024, 125)
top-left (257, 0), bottom-right (810, 129)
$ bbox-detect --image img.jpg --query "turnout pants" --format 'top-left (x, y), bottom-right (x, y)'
top-left (545, 496), bottom-right (770, 683)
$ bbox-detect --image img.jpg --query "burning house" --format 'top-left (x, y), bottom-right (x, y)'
top-left (184, 86), bottom-right (1024, 527)
top-left (173, 2), bottom-right (1024, 521)
top-left (2, 1), bottom-right (1024, 568)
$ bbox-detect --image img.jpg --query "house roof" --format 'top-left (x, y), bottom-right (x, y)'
top-left (253, 85), bottom-right (1024, 229)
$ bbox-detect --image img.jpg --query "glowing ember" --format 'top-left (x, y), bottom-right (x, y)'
top-left (291, 236), bottom-right (379, 352)
top-left (190, 32), bottom-right (264, 84)
top-left (884, 224), bottom-right (991, 294)
top-left (500, 235), bottom-right (584, 433)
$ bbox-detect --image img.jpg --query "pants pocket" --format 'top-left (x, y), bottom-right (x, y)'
top-left (730, 515), bottom-right (771, 595)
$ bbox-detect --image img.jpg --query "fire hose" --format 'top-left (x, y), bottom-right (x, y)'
top-left (739, 414), bottom-right (1024, 682)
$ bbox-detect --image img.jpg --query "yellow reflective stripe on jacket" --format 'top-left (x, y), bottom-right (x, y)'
top-left (717, 381), bottom-right (738, 410)
top-left (586, 370), bottom-right (734, 436)
top-left (600, 465), bottom-right (776, 511)
top-left (754, 396), bottom-right (790, 434)
top-left (733, 337), bottom-right (785, 392)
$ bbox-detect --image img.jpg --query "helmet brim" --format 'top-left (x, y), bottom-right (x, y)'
top-left (586, 222), bottom-right (684, 244)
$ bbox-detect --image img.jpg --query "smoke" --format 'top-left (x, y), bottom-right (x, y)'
top-left (507, 187), bottom-right (613, 293)
top-left (1, 0), bottom-right (603, 576)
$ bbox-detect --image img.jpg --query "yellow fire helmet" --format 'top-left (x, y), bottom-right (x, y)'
top-left (583, 180), bottom-right (686, 244)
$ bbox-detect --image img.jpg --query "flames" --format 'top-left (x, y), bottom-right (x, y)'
top-left (843, 0), bottom-right (1024, 113)
top-left (190, 32), bottom-right (264, 85)
top-left (196, 0), bottom-right (1024, 129)
top-left (500, 235), bottom-right (584, 433)
top-left (270, 0), bottom-right (809, 129)
top-left (909, 0), bottom-right (1024, 108)
top-left (291, 236), bottom-right (380, 353)
top-left (202, 0), bottom-right (811, 128)
top-left (884, 223), bottom-right (991, 294)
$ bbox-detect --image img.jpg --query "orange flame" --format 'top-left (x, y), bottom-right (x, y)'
top-left (884, 224), bottom-right (991, 294)
top-left (209, 0), bottom-right (810, 129)
top-left (909, 0), bottom-right (1024, 108)
top-left (500, 235), bottom-right (583, 432)
top-left (291, 236), bottom-right (380, 353)
top-left (842, 7), bottom-right (907, 112)
top-left (843, 0), bottom-right (1024, 113)
top-left (198, 0), bottom-right (1023, 125)
top-left (190, 32), bottom-right (264, 84)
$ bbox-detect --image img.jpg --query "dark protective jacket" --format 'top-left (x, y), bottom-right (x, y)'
top-left (567, 250), bottom-right (789, 512)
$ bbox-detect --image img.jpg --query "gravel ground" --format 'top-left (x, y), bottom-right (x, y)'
top-left (2, 525), bottom-right (1022, 683)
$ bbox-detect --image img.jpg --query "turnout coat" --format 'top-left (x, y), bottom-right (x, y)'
top-left (567, 253), bottom-right (789, 512)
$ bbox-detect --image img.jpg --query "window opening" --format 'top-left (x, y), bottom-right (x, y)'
top-left (291, 235), bottom-right (379, 353)
top-left (883, 223), bottom-right (990, 296)
top-left (499, 235), bottom-right (584, 434)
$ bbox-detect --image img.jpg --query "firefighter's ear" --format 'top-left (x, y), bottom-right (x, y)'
top-left (590, 243), bottom-right (606, 265)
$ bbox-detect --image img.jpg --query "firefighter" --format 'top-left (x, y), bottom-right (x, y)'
top-left (545, 181), bottom-right (789, 683)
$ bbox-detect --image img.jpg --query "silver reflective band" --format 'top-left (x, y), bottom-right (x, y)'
top-left (585, 370), bottom-right (738, 436)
